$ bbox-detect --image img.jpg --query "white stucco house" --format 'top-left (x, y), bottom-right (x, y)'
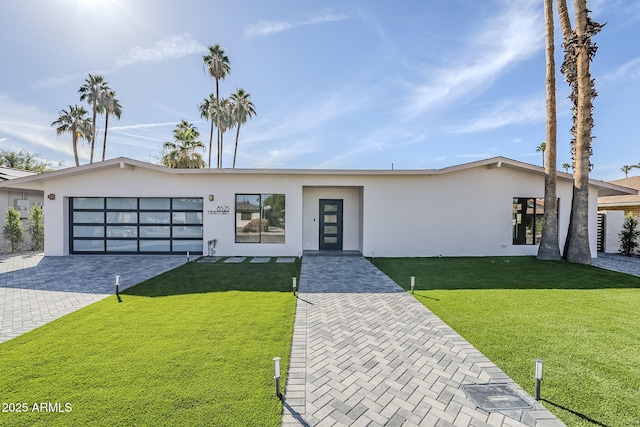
top-left (0, 156), bottom-right (633, 257)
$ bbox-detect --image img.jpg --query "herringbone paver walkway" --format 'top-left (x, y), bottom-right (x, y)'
top-left (282, 254), bottom-right (564, 427)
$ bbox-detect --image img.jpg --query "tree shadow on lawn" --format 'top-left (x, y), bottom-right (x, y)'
top-left (122, 258), bottom-right (302, 297)
top-left (371, 256), bottom-right (640, 290)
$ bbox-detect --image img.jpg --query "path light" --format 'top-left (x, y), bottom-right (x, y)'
top-left (186, 251), bottom-right (190, 262)
top-left (410, 276), bottom-right (415, 294)
top-left (273, 356), bottom-right (282, 399)
top-left (292, 277), bottom-right (297, 295)
top-left (535, 359), bottom-right (544, 401)
top-left (115, 274), bottom-right (120, 295)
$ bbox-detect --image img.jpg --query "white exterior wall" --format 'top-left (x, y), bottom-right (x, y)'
top-left (600, 210), bottom-right (625, 254)
top-left (38, 162), bottom-right (601, 258)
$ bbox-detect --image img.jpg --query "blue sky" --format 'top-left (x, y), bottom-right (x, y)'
top-left (0, 0), bottom-right (638, 181)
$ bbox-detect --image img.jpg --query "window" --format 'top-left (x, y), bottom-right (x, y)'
top-left (512, 198), bottom-right (545, 245)
top-left (235, 194), bottom-right (285, 243)
top-left (70, 197), bottom-right (203, 254)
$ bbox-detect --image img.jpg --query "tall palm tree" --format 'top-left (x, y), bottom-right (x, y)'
top-left (100, 88), bottom-right (122, 162)
top-left (161, 120), bottom-right (205, 168)
top-left (536, 142), bottom-right (546, 167)
top-left (198, 94), bottom-right (217, 168)
top-left (51, 105), bottom-right (91, 166)
top-left (537, 0), bottom-right (561, 261)
top-left (78, 74), bottom-right (108, 164)
top-left (557, 0), bottom-right (603, 264)
top-left (229, 88), bottom-right (256, 168)
top-left (203, 44), bottom-right (230, 168)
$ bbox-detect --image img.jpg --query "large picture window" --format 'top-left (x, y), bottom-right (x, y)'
top-left (70, 197), bottom-right (203, 254)
top-left (512, 197), bottom-right (544, 245)
top-left (235, 194), bottom-right (285, 243)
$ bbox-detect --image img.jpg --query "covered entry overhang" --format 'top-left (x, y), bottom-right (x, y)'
top-left (302, 186), bottom-right (363, 253)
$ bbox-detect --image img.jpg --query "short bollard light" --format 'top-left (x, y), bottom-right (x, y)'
top-left (292, 277), bottom-right (297, 295)
top-left (273, 356), bottom-right (282, 399)
top-left (410, 276), bottom-right (416, 294)
top-left (115, 274), bottom-right (120, 295)
top-left (534, 359), bottom-right (544, 401)
top-left (186, 251), bottom-right (190, 262)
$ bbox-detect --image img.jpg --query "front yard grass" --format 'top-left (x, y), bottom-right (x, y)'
top-left (0, 257), bottom-right (300, 427)
top-left (372, 256), bottom-right (640, 427)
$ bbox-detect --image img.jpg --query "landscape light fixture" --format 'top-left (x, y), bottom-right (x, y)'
top-left (292, 277), bottom-right (297, 295)
top-left (534, 359), bottom-right (544, 401)
top-left (410, 276), bottom-right (416, 294)
top-left (115, 274), bottom-right (120, 295)
top-left (186, 251), bottom-right (190, 262)
top-left (273, 356), bottom-right (282, 399)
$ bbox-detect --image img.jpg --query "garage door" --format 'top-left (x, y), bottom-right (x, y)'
top-left (71, 197), bottom-right (203, 254)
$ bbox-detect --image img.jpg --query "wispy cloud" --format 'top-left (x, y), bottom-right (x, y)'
top-left (244, 9), bottom-right (348, 38)
top-left (447, 95), bottom-right (545, 134)
top-left (116, 33), bottom-right (206, 67)
top-left (405, 0), bottom-right (542, 116)
top-left (31, 70), bottom-right (109, 90)
top-left (603, 57), bottom-right (640, 81)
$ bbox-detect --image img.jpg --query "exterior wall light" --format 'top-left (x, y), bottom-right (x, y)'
top-left (47, 194), bottom-right (55, 200)
top-left (208, 195), bottom-right (214, 201)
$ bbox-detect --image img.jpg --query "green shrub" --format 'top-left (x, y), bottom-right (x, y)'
top-left (619, 212), bottom-right (640, 256)
top-left (29, 204), bottom-right (44, 251)
top-left (3, 206), bottom-right (24, 252)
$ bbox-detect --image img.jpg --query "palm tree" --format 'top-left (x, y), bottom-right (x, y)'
top-left (161, 120), bottom-right (205, 168)
top-left (621, 165), bottom-right (634, 178)
top-left (557, 0), bottom-right (603, 264)
top-left (536, 142), bottom-right (546, 167)
top-left (51, 105), bottom-right (92, 166)
top-left (78, 74), bottom-right (108, 164)
top-left (537, 0), bottom-right (561, 261)
top-left (198, 94), bottom-right (217, 168)
top-left (229, 88), bottom-right (256, 168)
top-left (562, 162), bottom-right (572, 173)
top-left (203, 44), bottom-right (231, 168)
top-left (100, 88), bottom-right (122, 162)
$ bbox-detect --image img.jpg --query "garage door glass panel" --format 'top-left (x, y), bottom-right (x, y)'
top-left (173, 198), bottom-right (203, 210)
top-left (140, 226), bottom-right (170, 238)
top-left (107, 212), bottom-right (138, 224)
top-left (173, 212), bottom-right (203, 224)
top-left (107, 226), bottom-right (138, 238)
top-left (140, 198), bottom-right (170, 209)
top-left (140, 212), bottom-right (170, 224)
top-left (107, 198), bottom-right (137, 209)
top-left (73, 226), bottom-right (104, 238)
top-left (106, 240), bottom-right (138, 252)
top-left (73, 198), bottom-right (104, 209)
top-left (173, 226), bottom-right (203, 238)
top-left (140, 240), bottom-right (171, 252)
top-left (73, 211), bottom-right (104, 223)
top-left (73, 240), bottom-right (104, 251)
top-left (172, 240), bottom-right (202, 252)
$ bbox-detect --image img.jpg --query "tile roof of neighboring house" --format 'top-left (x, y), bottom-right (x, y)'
top-left (598, 176), bottom-right (640, 207)
top-left (0, 167), bottom-right (36, 181)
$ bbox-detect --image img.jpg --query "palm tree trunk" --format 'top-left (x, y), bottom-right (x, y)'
top-left (566, 0), bottom-right (593, 264)
top-left (102, 113), bottom-right (109, 162)
top-left (215, 79), bottom-right (221, 169)
top-left (72, 126), bottom-right (80, 167)
top-left (208, 119), bottom-right (214, 168)
top-left (90, 103), bottom-right (97, 164)
top-left (538, 0), bottom-right (561, 260)
top-left (233, 123), bottom-right (242, 168)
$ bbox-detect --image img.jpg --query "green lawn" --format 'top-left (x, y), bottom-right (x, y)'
top-left (0, 258), bottom-right (300, 427)
top-left (372, 256), bottom-right (640, 427)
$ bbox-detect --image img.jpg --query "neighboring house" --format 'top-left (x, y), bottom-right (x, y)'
top-left (598, 176), bottom-right (640, 217)
top-left (0, 156), bottom-right (633, 258)
top-left (0, 167), bottom-right (44, 252)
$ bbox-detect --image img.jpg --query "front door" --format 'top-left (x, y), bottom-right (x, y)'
top-left (319, 199), bottom-right (343, 250)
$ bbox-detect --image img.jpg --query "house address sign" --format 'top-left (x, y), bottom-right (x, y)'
top-left (208, 205), bottom-right (230, 215)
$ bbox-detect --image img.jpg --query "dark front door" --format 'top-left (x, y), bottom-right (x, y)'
top-left (319, 199), bottom-right (343, 250)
